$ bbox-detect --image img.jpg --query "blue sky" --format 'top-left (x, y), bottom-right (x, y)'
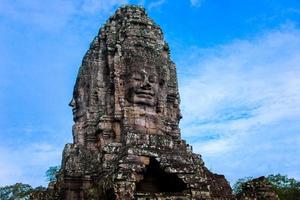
top-left (0, 0), bottom-right (300, 187)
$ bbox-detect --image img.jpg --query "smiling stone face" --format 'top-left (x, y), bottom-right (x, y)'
top-left (122, 52), bottom-right (165, 135)
top-left (126, 68), bottom-right (159, 107)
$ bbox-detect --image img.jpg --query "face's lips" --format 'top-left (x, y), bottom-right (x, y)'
top-left (72, 108), bottom-right (78, 115)
top-left (135, 89), bottom-right (154, 96)
top-left (136, 94), bottom-right (153, 100)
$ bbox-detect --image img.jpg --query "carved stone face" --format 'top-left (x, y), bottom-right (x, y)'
top-left (126, 67), bottom-right (159, 107)
top-left (69, 97), bottom-right (84, 121)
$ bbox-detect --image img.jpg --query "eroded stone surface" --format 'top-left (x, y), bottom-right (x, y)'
top-left (32, 5), bottom-right (237, 200)
top-left (236, 177), bottom-right (279, 200)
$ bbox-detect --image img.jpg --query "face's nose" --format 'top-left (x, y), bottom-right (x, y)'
top-left (141, 75), bottom-right (151, 89)
top-left (69, 98), bottom-right (75, 107)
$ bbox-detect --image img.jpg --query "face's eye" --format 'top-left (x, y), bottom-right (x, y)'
top-left (132, 72), bottom-right (143, 81)
top-left (148, 75), bottom-right (157, 83)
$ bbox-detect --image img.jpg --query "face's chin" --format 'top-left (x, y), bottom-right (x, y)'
top-left (72, 108), bottom-right (85, 121)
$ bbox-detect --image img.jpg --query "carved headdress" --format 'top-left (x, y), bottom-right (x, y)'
top-left (70, 6), bottom-right (181, 149)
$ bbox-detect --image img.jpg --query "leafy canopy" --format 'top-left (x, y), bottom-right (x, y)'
top-left (233, 174), bottom-right (300, 200)
top-left (0, 165), bottom-right (60, 200)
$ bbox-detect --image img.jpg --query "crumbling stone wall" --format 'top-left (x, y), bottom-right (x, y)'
top-left (236, 176), bottom-right (279, 200)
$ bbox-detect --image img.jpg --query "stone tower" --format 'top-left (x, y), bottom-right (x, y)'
top-left (39, 5), bottom-right (235, 200)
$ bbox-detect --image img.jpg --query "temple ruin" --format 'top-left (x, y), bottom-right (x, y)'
top-left (30, 5), bottom-right (279, 200)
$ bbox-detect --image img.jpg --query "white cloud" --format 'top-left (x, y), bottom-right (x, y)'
top-left (137, 0), bottom-right (146, 6)
top-left (0, 144), bottom-right (62, 186)
top-left (190, 0), bottom-right (204, 7)
top-left (0, 0), bottom-right (127, 31)
top-left (0, 0), bottom-right (76, 31)
top-left (80, 0), bottom-right (127, 14)
top-left (148, 0), bottom-right (165, 9)
top-left (0, 148), bottom-right (23, 185)
top-left (178, 25), bottom-right (300, 181)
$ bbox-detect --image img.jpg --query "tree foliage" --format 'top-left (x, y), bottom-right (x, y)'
top-left (45, 165), bottom-right (60, 182)
top-left (233, 174), bottom-right (300, 200)
top-left (267, 174), bottom-right (300, 200)
top-left (0, 166), bottom-right (58, 200)
top-left (0, 183), bottom-right (32, 200)
top-left (232, 176), bottom-right (253, 194)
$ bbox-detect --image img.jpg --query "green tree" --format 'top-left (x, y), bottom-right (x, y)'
top-left (45, 165), bottom-right (60, 182)
top-left (267, 174), bottom-right (300, 200)
top-left (233, 174), bottom-right (300, 200)
top-left (0, 183), bottom-right (32, 200)
top-left (232, 176), bottom-right (253, 194)
top-left (0, 166), bottom-right (57, 199)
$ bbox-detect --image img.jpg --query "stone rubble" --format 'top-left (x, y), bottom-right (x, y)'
top-left (236, 177), bottom-right (280, 200)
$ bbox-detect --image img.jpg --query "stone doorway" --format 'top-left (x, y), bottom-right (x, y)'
top-left (136, 157), bottom-right (187, 193)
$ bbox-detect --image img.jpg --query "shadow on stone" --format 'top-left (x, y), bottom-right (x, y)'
top-left (136, 157), bottom-right (187, 193)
